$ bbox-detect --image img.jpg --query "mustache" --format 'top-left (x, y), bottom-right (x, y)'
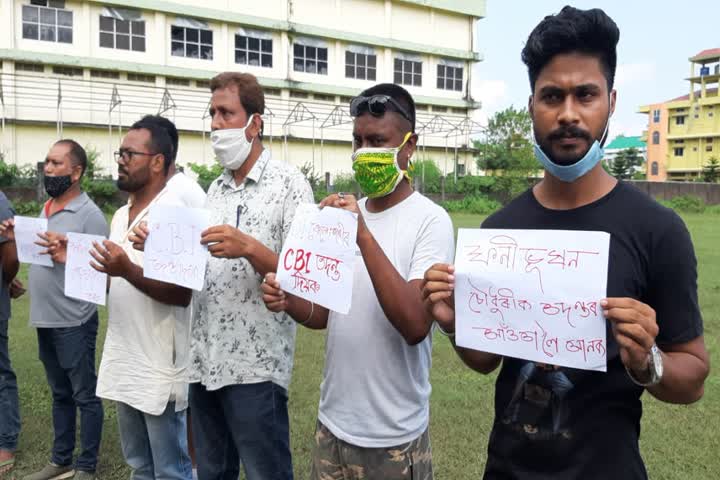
top-left (546, 125), bottom-right (592, 143)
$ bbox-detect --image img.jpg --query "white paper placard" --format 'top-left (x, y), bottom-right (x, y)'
top-left (65, 232), bottom-right (107, 305)
top-left (454, 228), bottom-right (610, 371)
top-left (13, 216), bottom-right (52, 267)
top-left (276, 204), bottom-right (358, 314)
top-left (144, 205), bottom-right (211, 291)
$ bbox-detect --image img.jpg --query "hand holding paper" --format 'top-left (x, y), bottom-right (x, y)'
top-left (422, 263), bottom-right (457, 331)
top-left (65, 232), bottom-right (107, 305)
top-left (454, 228), bottom-right (610, 372)
top-left (145, 205), bottom-right (211, 290)
top-left (276, 203), bottom-right (358, 314)
top-left (12, 216), bottom-right (52, 266)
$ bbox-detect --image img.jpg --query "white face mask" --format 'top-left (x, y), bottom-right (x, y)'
top-left (210, 114), bottom-right (257, 171)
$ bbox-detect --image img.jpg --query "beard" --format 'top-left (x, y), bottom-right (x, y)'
top-left (538, 124), bottom-right (594, 166)
top-left (117, 165), bottom-right (150, 192)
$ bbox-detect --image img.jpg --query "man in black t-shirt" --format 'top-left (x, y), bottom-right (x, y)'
top-left (422, 6), bottom-right (710, 480)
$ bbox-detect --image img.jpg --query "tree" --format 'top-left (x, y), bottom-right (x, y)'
top-left (702, 157), bottom-right (720, 183)
top-left (474, 106), bottom-right (536, 176)
top-left (610, 155), bottom-right (629, 179)
top-left (610, 147), bottom-right (643, 180)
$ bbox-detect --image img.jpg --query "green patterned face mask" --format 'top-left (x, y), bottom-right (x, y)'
top-left (352, 132), bottom-right (413, 199)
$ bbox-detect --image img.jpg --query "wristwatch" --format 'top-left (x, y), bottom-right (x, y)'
top-left (626, 343), bottom-right (664, 387)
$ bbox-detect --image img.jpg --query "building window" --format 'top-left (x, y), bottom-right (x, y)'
top-left (394, 58), bottom-right (422, 86)
top-left (457, 163), bottom-right (466, 176)
top-left (196, 80), bottom-right (210, 89)
top-left (651, 162), bottom-right (659, 176)
top-left (314, 94), bottom-right (335, 102)
top-left (437, 64), bottom-right (463, 91)
top-left (15, 62), bottom-right (44, 72)
top-left (171, 25), bottom-right (213, 60)
top-left (345, 51), bottom-right (376, 80)
top-left (652, 131), bottom-right (660, 145)
top-left (675, 116), bottom-right (686, 125)
top-left (99, 15), bottom-right (145, 52)
top-left (652, 109), bottom-right (660, 123)
top-left (451, 107), bottom-right (467, 115)
top-left (289, 90), bottom-right (309, 99)
top-left (52, 65), bottom-right (82, 76)
top-left (235, 34), bottom-right (272, 68)
top-left (706, 138), bottom-right (714, 152)
top-left (166, 77), bottom-right (190, 87)
top-left (127, 73), bottom-right (155, 83)
top-left (674, 147), bottom-right (684, 156)
top-left (293, 43), bottom-right (328, 75)
top-left (90, 69), bottom-right (120, 79)
top-left (22, 0), bottom-right (72, 44)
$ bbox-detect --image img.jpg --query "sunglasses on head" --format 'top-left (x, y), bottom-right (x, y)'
top-left (349, 94), bottom-right (413, 125)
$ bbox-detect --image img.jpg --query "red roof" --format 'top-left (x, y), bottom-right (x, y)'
top-left (669, 87), bottom-right (718, 102)
top-left (691, 48), bottom-right (720, 61)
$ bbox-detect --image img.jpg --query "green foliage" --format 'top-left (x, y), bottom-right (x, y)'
top-left (330, 172), bottom-right (359, 195)
top-left (440, 195), bottom-right (501, 215)
top-left (413, 159), bottom-right (443, 193)
top-left (610, 147), bottom-right (644, 180)
top-left (474, 106), bottom-right (536, 176)
top-left (0, 159), bottom-right (36, 188)
top-left (188, 162), bottom-right (224, 191)
top-left (12, 200), bottom-right (42, 216)
top-left (79, 146), bottom-right (119, 209)
top-left (661, 195), bottom-right (706, 213)
top-left (702, 157), bottom-right (720, 183)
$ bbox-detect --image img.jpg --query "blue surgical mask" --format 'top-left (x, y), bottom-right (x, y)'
top-left (533, 119), bottom-right (610, 183)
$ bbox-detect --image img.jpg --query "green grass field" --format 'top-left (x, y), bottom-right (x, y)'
top-left (7, 212), bottom-right (719, 479)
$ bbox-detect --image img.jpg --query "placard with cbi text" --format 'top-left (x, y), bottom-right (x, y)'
top-left (143, 205), bottom-right (211, 291)
top-left (454, 228), bottom-right (610, 371)
top-left (276, 204), bottom-right (358, 314)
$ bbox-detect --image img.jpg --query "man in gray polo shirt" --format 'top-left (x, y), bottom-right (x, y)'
top-left (1, 140), bottom-right (107, 480)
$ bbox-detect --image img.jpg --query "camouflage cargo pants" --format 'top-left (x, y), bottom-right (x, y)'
top-left (309, 420), bottom-right (433, 480)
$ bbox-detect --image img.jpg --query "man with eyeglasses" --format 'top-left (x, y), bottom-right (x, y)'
top-left (261, 83), bottom-right (454, 479)
top-left (1, 140), bottom-right (107, 480)
top-left (92, 117), bottom-right (194, 479)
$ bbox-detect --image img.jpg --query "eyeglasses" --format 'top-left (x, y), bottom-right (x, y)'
top-left (349, 94), bottom-right (413, 125)
top-left (114, 149), bottom-right (157, 164)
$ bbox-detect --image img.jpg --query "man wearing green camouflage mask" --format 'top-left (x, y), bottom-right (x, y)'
top-left (261, 83), bottom-right (454, 479)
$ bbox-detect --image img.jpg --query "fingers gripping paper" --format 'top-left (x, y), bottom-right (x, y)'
top-left (14, 216), bottom-right (52, 267)
top-left (144, 206), bottom-right (211, 291)
top-left (65, 232), bottom-right (107, 305)
top-left (276, 204), bottom-right (358, 314)
top-left (454, 229), bottom-right (610, 372)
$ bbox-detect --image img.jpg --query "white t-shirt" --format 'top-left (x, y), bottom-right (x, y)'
top-left (96, 189), bottom-right (193, 415)
top-left (318, 192), bottom-right (455, 448)
top-left (166, 171), bottom-right (207, 208)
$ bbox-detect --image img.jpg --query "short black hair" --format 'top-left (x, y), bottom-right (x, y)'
top-left (129, 117), bottom-right (174, 174)
top-left (521, 6), bottom-right (620, 91)
top-left (54, 139), bottom-right (87, 177)
top-left (135, 115), bottom-right (178, 162)
top-left (356, 83), bottom-right (416, 132)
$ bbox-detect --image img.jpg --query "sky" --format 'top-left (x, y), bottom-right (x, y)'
top-left (470, 0), bottom-right (720, 140)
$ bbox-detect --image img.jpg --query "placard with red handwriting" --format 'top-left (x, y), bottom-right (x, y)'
top-left (276, 204), bottom-right (358, 314)
top-left (454, 228), bottom-right (610, 371)
top-left (65, 232), bottom-right (107, 305)
top-left (144, 205), bottom-right (211, 291)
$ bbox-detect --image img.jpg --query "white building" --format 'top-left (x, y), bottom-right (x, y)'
top-left (0, 0), bottom-right (485, 182)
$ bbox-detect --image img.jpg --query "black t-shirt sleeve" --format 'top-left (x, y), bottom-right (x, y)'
top-left (647, 211), bottom-right (703, 345)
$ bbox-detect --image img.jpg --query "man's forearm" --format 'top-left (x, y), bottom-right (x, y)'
top-left (285, 295), bottom-right (329, 330)
top-left (646, 350), bottom-right (709, 404)
top-left (450, 336), bottom-right (503, 374)
top-left (357, 228), bottom-right (432, 345)
top-left (246, 241), bottom-right (279, 278)
top-left (0, 241), bottom-right (19, 284)
top-left (123, 263), bottom-right (192, 307)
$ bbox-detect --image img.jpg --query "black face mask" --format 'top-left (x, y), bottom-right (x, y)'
top-left (44, 175), bottom-right (73, 198)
